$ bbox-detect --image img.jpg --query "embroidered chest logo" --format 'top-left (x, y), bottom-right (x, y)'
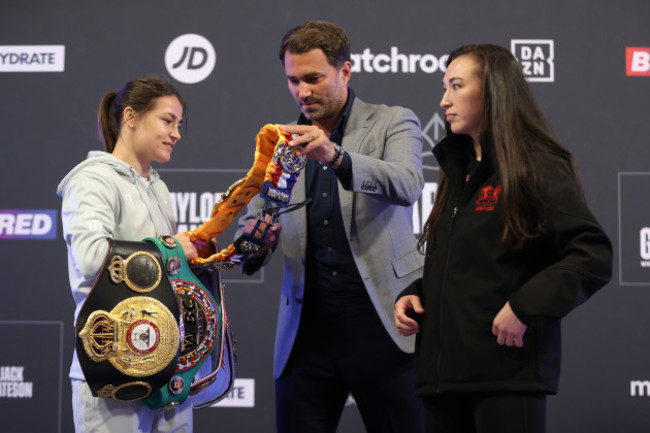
top-left (475, 185), bottom-right (502, 211)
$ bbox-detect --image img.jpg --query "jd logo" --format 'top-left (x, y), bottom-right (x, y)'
top-left (165, 34), bottom-right (216, 84)
top-left (172, 47), bottom-right (208, 70)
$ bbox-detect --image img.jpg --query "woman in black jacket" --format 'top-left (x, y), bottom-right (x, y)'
top-left (394, 44), bottom-right (612, 433)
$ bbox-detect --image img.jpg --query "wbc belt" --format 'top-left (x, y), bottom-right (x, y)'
top-left (75, 238), bottom-right (181, 402)
top-left (144, 236), bottom-right (222, 409)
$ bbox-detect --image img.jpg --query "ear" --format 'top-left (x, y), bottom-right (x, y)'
top-left (123, 106), bottom-right (136, 128)
top-left (339, 61), bottom-right (352, 85)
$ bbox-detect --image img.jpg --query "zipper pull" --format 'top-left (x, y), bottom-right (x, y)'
top-left (449, 206), bottom-right (459, 235)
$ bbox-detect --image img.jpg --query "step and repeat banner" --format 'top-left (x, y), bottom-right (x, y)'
top-left (1, 0), bottom-right (649, 432)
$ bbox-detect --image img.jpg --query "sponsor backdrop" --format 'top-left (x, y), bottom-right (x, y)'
top-left (1, 0), bottom-right (649, 431)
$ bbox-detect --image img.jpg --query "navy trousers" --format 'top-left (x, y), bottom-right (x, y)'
top-left (276, 293), bottom-right (423, 433)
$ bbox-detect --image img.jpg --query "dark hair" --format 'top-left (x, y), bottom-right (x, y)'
top-left (97, 76), bottom-right (185, 153)
top-left (420, 43), bottom-right (584, 251)
top-left (278, 20), bottom-right (351, 68)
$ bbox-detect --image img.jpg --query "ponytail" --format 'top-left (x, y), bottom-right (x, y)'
top-left (97, 91), bottom-right (119, 153)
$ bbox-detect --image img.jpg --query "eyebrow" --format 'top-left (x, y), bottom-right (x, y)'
top-left (164, 112), bottom-right (183, 124)
top-left (444, 75), bottom-right (468, 86)
top-left (286, 71), bottom-right (322, 79)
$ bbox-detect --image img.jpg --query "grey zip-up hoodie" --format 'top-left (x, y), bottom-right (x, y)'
top-left (57, 151), bottom-right (176, 380)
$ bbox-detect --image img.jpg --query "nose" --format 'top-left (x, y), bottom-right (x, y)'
top-left (171, 124), bottom-right (181, 142)
top-left (440, 88), bottom-right (451, 109)
top-left (298, 81), bottom-right (312, 99)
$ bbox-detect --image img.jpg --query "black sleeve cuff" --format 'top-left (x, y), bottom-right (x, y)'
top-left (508, 299), bottom-right (533, 326)
top-left (333, 151), bottom-right (352, 189)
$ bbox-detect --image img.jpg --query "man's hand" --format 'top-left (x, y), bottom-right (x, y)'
top-left (279, 124), bottom-right (340, 167)
top-left (492, 301), bottom-right (527, 348)
top-left (241, 214), bottom-right (282, 258)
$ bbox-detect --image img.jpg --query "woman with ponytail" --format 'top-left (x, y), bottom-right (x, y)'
top-left (394, 44), bottom-right (613, 433)
top-left (57, 76), bottom-right (201, 433)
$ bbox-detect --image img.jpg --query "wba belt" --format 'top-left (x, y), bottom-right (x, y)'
top-left (75, 238), bottom-right (181, 402)
top-left (75, 236), bottom-right (232, 408)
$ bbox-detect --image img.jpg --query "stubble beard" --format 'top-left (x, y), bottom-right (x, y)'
top-left (300, 99), bottom-right (339, 123)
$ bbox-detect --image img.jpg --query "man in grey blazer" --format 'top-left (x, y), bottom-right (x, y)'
top-left (237, 20), bottom-right (424, 433)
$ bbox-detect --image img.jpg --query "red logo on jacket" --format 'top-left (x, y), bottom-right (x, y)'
top-left (475, 185), bottom-right (502, 211)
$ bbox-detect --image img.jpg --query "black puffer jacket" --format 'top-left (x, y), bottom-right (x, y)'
top-left (399, 134), bottom-right (612, 396)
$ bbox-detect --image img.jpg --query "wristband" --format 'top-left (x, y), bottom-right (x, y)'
top-left (322, 143), bottom-right (343, 168)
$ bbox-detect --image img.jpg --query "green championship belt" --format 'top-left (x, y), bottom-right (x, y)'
top-left (144, 236), bottom-right (224, 409)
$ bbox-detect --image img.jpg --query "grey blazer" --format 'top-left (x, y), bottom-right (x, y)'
top-left (238, 97), bottom-right (425, 378)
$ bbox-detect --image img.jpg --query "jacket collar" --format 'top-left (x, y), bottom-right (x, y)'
top-left (433, 132), bottom-right (497, 193)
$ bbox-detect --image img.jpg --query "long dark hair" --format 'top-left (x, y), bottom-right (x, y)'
top-left (419, 44), bottom-right (584, 251)
top-left (97, 76), bottom-right (185, 153)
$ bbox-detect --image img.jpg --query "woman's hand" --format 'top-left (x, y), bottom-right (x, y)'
top-left (173, 233), bottom-right (199, 261)
top-left (192, 238), bottom-right (216, 258)
top-left (492, 301), bottom-right (527, 348)
top-left (394, 295), bottom-right (425, 336)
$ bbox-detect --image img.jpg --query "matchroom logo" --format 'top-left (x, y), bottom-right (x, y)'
top-left (0, 45), bottom-right (65, 72)
top-left (511, 40), bottom-right (555, 82)
top-left (350, 47), bottom-right (449, 74)
top-left (626, 47), bottom-right (650, 76)
top-left (631, 380), bottom-right (650, 397)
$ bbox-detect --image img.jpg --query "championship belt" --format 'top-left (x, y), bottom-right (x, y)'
top-left (75, 236), bottom-right (234, 408)
top-left (186, 123), bottom-right (308, 270)
top-left (75, 239), bottom-right (181, 401)
top-left (75, 124), bottom-right (307, 408)
top-left (144, 236), bottom-right (224, 409)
